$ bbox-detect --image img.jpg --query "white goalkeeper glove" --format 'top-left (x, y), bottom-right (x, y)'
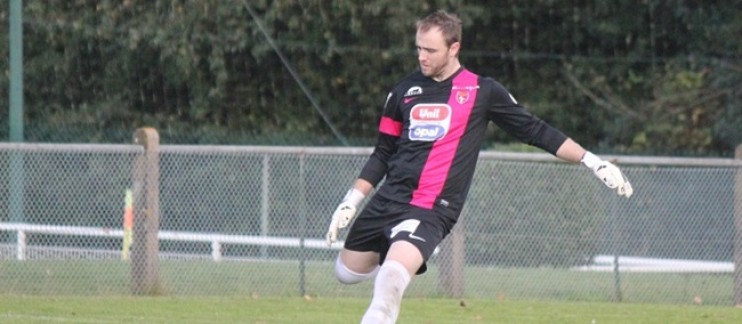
top-left (326, 188), bottom-right (365, 246)
top-left (582, 152), bottom-right (633, 198)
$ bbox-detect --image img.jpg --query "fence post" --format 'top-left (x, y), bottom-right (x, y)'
top-left (130, 127), bottom-right (162, 295)
top-left (438, 212), bottom-right (465, 298)
top-left (734, 144), bottom-right (742, 307)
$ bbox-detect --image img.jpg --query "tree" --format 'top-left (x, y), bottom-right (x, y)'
top-left (1, 0), bottom-right (738, 154)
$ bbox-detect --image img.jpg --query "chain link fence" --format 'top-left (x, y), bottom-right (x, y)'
top-left (2, 135), bottom-right (741, 306)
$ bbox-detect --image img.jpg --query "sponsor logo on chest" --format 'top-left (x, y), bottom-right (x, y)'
top-left (409, 104), bottom-right (452, 141)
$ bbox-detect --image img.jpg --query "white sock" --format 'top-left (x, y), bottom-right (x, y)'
top-left (360, 260), bottom-right (411, 324)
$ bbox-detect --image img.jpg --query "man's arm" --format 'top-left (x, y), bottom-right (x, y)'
top-left (484, 78), bottom-right (633, 198)
top-left (350, 178), bottom-right (375, 197)
top-left (554, 138), bottom-right (587, 163)
top-left (326, 88), bottom-right (402, 245)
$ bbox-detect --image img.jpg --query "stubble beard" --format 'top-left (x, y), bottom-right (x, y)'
top-left (422, 61), bottom-right (451, 81)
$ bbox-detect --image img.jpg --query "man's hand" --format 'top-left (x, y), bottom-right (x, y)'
top-left (582, 152), bottom-right (634, 198)
top-left (326, 188), bottom-right (365, 245)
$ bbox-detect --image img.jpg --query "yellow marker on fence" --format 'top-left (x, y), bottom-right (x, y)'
top-left (121, 189), bottom-right (134, 260)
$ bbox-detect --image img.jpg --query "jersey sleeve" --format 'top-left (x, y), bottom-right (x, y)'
top-left (358, 90), bottom-right (403, 186)
top-left (484, 79), bottom-right (568, 155)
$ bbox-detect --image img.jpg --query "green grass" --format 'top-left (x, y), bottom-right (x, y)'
top-left (0, 296), bottom-right (741, 323)
top-left (1, 259), bottom-right (740, 323)
top-left (0, 259), bottom-right (733, 306)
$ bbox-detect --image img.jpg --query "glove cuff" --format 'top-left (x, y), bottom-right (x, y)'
top-left (342, 188), bottom-right (365, 208)
top-left (581, 151), bottom-right (601, 169)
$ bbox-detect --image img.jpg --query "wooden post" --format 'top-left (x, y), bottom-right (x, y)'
top-left (439, 212), bottom-right (465, 298)
top-left (734, 144), bottom-right (742, 307)
top-left (130, 128), bottom-right (162, 295)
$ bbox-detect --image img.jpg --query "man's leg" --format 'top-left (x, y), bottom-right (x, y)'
top-left (361, 241), bottom-right (422, 324)
top-left (335, 249), bottom-right (380, 284)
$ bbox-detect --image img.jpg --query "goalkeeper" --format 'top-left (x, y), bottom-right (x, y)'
top-left (326, 9), bottom-right (633, 324)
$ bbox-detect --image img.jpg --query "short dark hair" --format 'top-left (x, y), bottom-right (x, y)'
top-left (416, 10), bottom-right (462, 47)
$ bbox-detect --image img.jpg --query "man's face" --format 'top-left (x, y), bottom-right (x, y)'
top-left (415, 27), bottom-right (459, 81)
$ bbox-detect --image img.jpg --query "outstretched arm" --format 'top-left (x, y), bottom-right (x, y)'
top-left (555, 138), bottom-right (588, 163)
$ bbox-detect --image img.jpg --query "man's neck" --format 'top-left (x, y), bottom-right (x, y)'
top-left (432, 61), bottom-right (462, 82)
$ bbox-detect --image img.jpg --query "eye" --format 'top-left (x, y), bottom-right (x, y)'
top-left (416, 46), bottom-right (435, 55)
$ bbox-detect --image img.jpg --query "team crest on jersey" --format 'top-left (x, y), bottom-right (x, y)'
top-left (456, 90), bottom-right (469, 104)
top-left (408, 104), bottom-right (451, 141)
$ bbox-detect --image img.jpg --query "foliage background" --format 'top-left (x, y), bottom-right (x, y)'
top-left (0, 0), bottom-right (740, 155)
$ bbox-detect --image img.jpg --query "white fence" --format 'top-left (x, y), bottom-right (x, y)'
top-left (575, 255), bottom-right (734, 273)
top-left (0, 222), bottom-right (338, 262)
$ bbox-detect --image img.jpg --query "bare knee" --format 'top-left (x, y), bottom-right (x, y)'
top-left (334, 250), bottom-right (380, 284)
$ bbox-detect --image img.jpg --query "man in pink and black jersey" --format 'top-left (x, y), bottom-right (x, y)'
top-left (325, 9), bottom-right (633, 324)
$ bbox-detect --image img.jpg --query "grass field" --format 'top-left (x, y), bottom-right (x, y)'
top-left (1, 296), bottom-right (741, 323)
top-left (0, 259), bottom-right (734, 304)
top-left (1, 258), bottom-right (740, 322)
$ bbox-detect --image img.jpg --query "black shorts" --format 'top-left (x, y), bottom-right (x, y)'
top-left (343, 195), bottom-right (458, 274)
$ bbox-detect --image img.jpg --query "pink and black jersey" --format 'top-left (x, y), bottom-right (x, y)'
top-left (358, 67), bottom-right (567, 219)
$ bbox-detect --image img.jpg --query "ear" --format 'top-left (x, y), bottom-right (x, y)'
top-left (449, 42), bottom-right (461, 58)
